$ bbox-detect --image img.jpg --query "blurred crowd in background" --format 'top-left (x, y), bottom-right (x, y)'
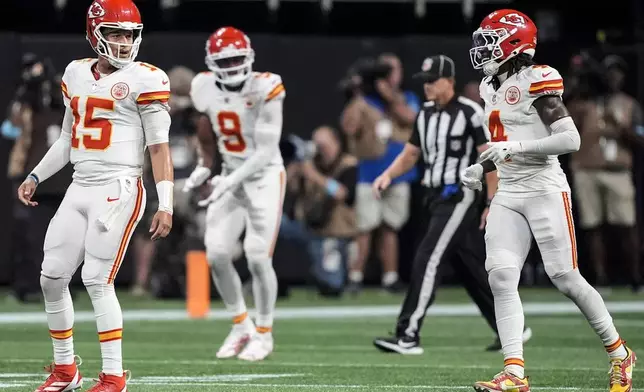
top-left (3, 45), bottom-right (643, 304)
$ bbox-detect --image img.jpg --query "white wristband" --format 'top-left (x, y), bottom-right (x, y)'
top-left (156, 180), bottom-right (174, 215)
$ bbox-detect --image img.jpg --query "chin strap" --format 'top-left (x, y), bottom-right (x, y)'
top-left (483, 44), bottom-right (533, 77)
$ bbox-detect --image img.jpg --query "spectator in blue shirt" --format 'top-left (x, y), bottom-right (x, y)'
top-left (345, 53), bottom-right (420, 293)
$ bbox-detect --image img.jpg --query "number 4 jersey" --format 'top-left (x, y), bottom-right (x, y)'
top-left (479, 64), bottom-right (570, 197)
top-left (190, 71), bottom-right (285, 176)
top-left (61, 58), bottom-right (171, 185)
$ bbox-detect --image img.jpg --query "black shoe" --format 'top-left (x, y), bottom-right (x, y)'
top-left (486, 327), bottom-right (533, 352)
top-left (345, 281), bottom-right (362, 296)
top-left (485, 336), bottom-right (502, 352)
top-left (373, 335), bottom-right (424, 355)
top-left (382, 280), bottom-right (405, 294)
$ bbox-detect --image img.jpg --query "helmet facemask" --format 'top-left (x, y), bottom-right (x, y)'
top-left (91, 23), bottom-right (143, 69)
top-left (206, 48), bottom-right (254, 86)
top-left (470, 27), bottom-right (533, 76)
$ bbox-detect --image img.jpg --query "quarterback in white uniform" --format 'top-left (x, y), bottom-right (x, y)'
top-left (184, 26), bottom-right (285, 362)
top-left (18, 1), bottom-right (174, 391)
top-left (460, 9), bottom-right (635, 392)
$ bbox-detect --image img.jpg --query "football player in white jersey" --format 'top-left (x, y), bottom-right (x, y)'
top-left (17, 0), bottom-right (174, 391)
top-left (184, 26), bottom-right (285, 361)
top-left (460, 9), bottom-right (635, 392)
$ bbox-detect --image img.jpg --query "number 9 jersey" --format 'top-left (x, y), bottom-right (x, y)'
top-left (479, 64), bottom-right (570, 197)
top-left (189, 71), bottom-right (285, 176)
top-left (61, 58), bottom-right (171, 185)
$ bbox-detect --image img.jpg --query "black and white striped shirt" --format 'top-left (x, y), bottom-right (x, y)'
top-left (408, 95), bottom-right (488, 188)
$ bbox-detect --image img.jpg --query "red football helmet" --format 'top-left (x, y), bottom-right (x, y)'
top-left (470, 9), bottom-right (537, 76)
top-left (86, 0), bottom-right (143, 69)
top-left (205, 27), bottom-right (255, 86)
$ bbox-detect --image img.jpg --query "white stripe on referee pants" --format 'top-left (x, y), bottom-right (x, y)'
top-left (404, 188), bottom-right (476, 337)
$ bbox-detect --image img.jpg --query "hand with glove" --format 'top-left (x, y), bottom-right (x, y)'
top-left (197, 175), bottom-right (235, 207)
top-left (460, 164), bottom-right (484, 191)
top-left (478, 141), bottom-right (523, 165)
top-left (182, 166), bottom-right (212, 193)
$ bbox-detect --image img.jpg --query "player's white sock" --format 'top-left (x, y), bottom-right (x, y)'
top-left (232, 311), bottom-right (256, 332)
top-left (348, 270), bottom-right (363, 283)
top-left (488, 266), bottom-right (525, 376)
top-left (504, 358), bottom-right (525, 379)
top-left (382, 271), bottom-right (398, 286)
top-left (41, 276), bottom-right (75, 365)
top-left (86, 283), bottom-right (123, 376)
top-left (248, 258), bottom-right (278, 331)
top-left (209, 255), bottom-right (247, 316)
top-left (550, 270), bottom-right (627, 360)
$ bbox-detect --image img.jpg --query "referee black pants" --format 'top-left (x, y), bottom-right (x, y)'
top-left (395, 187), bottom-right (497, 340)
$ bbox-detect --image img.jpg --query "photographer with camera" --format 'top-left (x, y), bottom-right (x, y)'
top-left (5, 53), bottom-right (72, 302)
top-left (341, 55), bottom-right (419, 294)
top-left (279, 127), bottom-right (357, 296)
top-left (568, 54), bottom-right (644, 292)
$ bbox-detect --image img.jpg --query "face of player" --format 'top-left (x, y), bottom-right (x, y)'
top-left (215, 56), bottom-right (246, 77)
top-left (313, 127), bottom-right (340, 166)
top-left (103, 28), bottom-right (135, 60)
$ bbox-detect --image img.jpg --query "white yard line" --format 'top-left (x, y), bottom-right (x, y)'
top-left (0, 301), bottom-right (643, 324)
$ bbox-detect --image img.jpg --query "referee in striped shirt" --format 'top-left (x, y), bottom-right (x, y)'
top-left (372, 55), bottom-right (531, 354)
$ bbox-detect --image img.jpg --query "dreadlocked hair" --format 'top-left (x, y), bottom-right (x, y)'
top-left (490, 53), bottom-right (536, 90)
top-left (509, 53), bottom-right (537, 73)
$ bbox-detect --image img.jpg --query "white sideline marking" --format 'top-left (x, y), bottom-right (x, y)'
top-left (0, 301), bottom-right (643, 324)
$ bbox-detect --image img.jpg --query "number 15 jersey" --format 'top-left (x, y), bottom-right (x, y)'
top-left (61, 58), bottom-right (171, 186)
top-left (190, 71), bottom-right (285, 176)
top-left (479, 64), bottom-right (570, 197)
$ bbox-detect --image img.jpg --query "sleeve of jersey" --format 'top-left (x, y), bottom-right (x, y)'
top-left (189, 72), bottom-right (209, 113)
top-left (264, 74), bottom-right (286, 103)
top-left (137, 67), bottom-right (171, 145)
top-left (31, 107), bottom-right (73, 182)
top-left (528, 67), bottom-right (564, 98)
top-left (60, 62), bottom-right (74, 108)
top-left (136, 68), bottom-right (171, 107)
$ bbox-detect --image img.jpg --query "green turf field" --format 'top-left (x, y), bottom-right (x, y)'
top-left (0, 287), bottom-right (642, 391)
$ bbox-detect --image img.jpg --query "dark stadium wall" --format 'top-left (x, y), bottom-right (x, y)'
top-left (0, 33), bottom-right (625, 287)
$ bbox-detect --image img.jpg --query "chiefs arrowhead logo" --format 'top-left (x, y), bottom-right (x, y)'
top-left (88, 2), bottom-right (105, 19)
top-left (499, 13), bottom-right (526, 28)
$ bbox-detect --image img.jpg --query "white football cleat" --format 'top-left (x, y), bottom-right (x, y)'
top-left (237, 333), bottom-right (274, 361)
top-left (216, 325), bottom-right (252, 359)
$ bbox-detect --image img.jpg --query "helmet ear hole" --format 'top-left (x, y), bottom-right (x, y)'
top-left (509, 39), bottom-right (521, 46)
